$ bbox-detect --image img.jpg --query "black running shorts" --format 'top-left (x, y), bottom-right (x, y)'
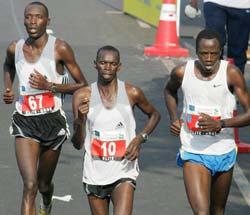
top-left (10, 110), bottom-right (70, 150)
top-left (83, 178), bottom-right (136, 199)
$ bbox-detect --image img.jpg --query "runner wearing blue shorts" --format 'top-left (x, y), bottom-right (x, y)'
top-left (164, 29), bottom-right (250, 215)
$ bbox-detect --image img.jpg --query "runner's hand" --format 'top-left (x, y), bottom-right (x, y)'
top-left (78, 97), bottom-right (89, 120)
top-left (170, 119), bottom-right (182, 136)
top-left (198, 113), bottom-right (221, 132)
top-left (3, 88), bottom-right (14, 104)
top-left (29, 69), bottom-right (51, 90)
top-left (125, 136), bottom-right (142, 161)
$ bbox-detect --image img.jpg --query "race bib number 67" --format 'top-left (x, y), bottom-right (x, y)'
top-left (21, 92), bottom-right (55, 114)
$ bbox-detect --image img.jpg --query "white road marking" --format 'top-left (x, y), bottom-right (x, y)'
top-left (105, 10), bottom-right (123, 15)
top-left (136, 19), bottom-right (151, 29)
top-left (52, 195), bottom-right (73, 202)
top-left (0, 164), bottom-right (9, 169)
top-left (10, 0), bottom-right (24, 38)
top-left (161, 59), bottom-right (178, 74)
top-left (233, 163), bottom-right (250, 207)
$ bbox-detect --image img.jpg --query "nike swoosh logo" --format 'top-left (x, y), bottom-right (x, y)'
top-left (213, 84), bottom-right (222, 87)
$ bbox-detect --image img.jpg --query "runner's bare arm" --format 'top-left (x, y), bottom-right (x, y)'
top-left (71, 87), bottom-right (91, 150)
top-left (3, 41), bottom-right (16, 104)
top-left (29, 39), bottom-right (88, 94)
top-left (198, 64), bottom-right (250, 131)
top-left (223, 64), bottom-right (250, 127)
top-left (125, 83), bottom-right (160, 161)
top-left (164, 63), bottom-right (185, 135)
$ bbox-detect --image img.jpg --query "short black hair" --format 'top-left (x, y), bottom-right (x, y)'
top-left (196, 29), bottom-right (222, 52)
top-left (96, 45), bottom-right (120, 63)
top-left (25, 1), bottom-right (49, 17)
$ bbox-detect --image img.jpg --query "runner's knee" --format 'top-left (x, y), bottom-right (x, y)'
top-left (23, 180), bottom-right (38, 196)
top-left (193, 209), bottom-right (209, 215)
top-left (191, 204), bottom-right (210, 215)
top-left (38, 181), bottom-right (53, 193)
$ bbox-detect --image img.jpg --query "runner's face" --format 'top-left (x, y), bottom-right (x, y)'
top-left (95, 51), bottom-right (121, 83)
top-left (24, 5), bottom-right (49, 39)
top-left (197, 38), bottom-right (221, 74)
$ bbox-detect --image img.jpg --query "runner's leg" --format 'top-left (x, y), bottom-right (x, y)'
top-left (87, 195), bottom-right (110, 215)
top-left (15, 137), bottom-right (40, 215)
top-left (183, 162), bottom-right (212, 215)
top-left (210, 168), bottom-right (234, 215)
top-left (37, 147), bottom-right (61, 206)
top-left (111, 181), bottom-right (134, 215)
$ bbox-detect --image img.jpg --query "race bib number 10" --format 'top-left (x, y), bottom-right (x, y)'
top-left (91, 130), bottom-right (126, 161)
top-left (21, 92), bottom-right (55, 114)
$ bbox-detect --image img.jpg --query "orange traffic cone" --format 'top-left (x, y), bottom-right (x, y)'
top-left (144, 0), bottom-right (189, 57)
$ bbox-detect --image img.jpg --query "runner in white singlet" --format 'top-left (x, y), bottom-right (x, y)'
top-left (2, 2), bottom-right (87, 215)
top-left (164, 29), bottom-right (250, 215)
top-left (71, 45), bottom-right (160, 215)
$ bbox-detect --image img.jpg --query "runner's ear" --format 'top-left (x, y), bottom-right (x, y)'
top-left (94, 60), bottom-right (97, 69)
top-left (117, 63), bottom-right (122, 72)
top-left (47, 18), bottom-right (51, 26)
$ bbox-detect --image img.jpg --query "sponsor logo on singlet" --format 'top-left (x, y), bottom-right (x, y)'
top-left (115, 122), bottom-right (124, 129)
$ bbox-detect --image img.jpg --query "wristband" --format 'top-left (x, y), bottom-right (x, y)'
top-left (50, 83), bottom-right (58, 94)
top-left (220, 120), bottom-right (225, 128)
top-left (139, 132), bottom-right (149, 143)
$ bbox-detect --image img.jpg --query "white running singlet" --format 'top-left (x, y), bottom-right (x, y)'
top-left (82, 80), bottom-right (139, 185)
top-left (180, 60), bottom-right (236, 155)
top-left (15, 35), bottom-right (69, 116)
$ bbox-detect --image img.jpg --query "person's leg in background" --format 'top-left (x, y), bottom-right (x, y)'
top-left (203, 2), bottom-right (227, 59)
top-left (226, 7), bottom-right (250, 74)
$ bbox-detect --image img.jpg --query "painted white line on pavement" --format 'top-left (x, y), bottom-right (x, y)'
top-left (136, 19), bottom-right (151, 29)
top-left (161, 59), bottom-right (177, 74)
top-left (52, 195), bottom-right (73, 202)
top-left (233, 163), bottom-right (250, 207)
top-left (0, 164), bottom-right (9, 169)
top-left (105, 10), bottom-right (123, 14)
top-left (10, 0), bottom-right (24, 38)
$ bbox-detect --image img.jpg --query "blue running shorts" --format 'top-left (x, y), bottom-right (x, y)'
top-left (177, 149), bottom-right (237, 176)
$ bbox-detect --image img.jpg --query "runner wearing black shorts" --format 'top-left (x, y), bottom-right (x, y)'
top-left (3, 2), bottom-right (87, 215)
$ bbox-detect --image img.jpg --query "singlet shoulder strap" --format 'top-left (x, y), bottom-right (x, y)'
top-left (89, 82), bottom-right (100, 106)
top-left (14, 39), bottom-right (25, 64)
top-left (182, 60), bottom-right (195, 87)
top-left (42, 35), bottom-right (56, 60)
top-left (116, 79), bottom-right (134, 140)
top-left (214, 60), bottom-right (229, 89)
top-left (117, 79), bottom-right (127, 104)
